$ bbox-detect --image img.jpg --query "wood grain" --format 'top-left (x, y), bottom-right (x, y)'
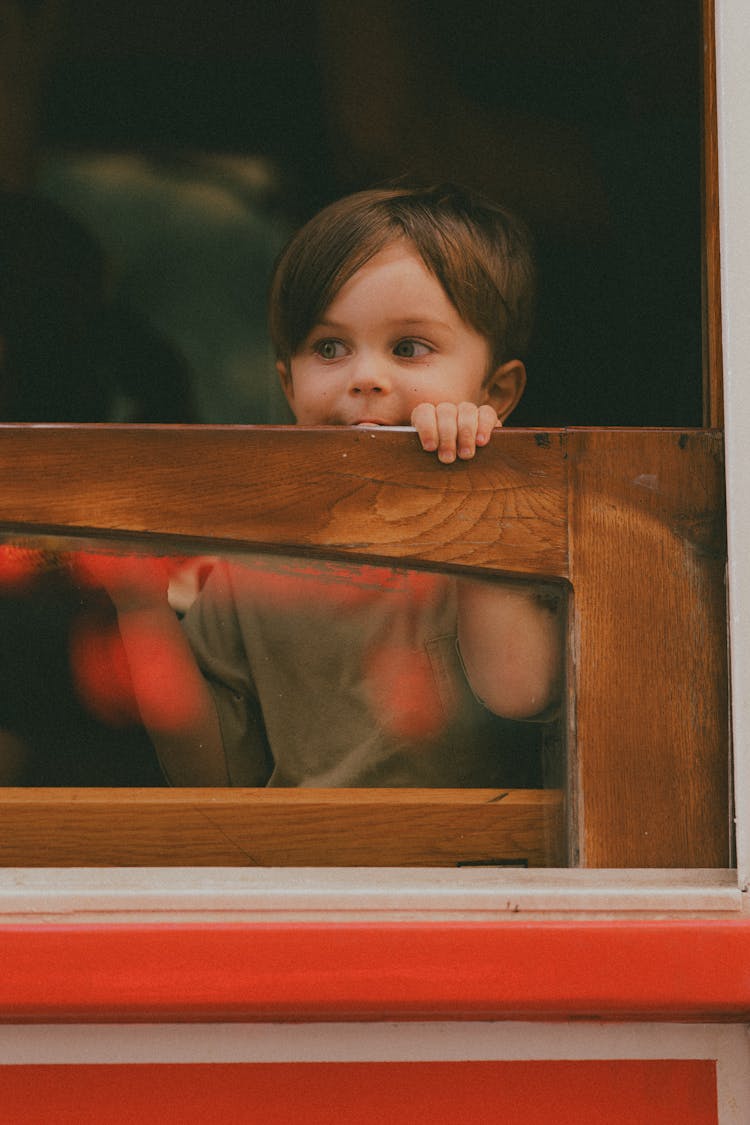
top-left (0, 425), bottom-right (568, 577)
top-left (567, 429), bottom-right (728, 867)
top-left (0, 788), bottom-right (564, 868)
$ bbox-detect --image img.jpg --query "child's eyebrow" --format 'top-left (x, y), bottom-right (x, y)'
top-left (314, 315), bottom-right (455, 333)
top-left (388, 317), bottom-right (454, 332)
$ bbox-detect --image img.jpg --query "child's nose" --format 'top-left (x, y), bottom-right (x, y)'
top-left (349, 357), bottom-right (392, 395)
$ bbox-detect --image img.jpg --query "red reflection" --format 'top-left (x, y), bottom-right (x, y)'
top-left (69, 614), bottom-right (140, 727)
top-left (0, 545), bottom-right (42, 592)
top-left (364, 641), bottom-right (448, 741)
top-left (68, 551), bottom-right (205, 733)
top-left (111, 613), bottom-right (206, 735)
top-left (71, 551), bottom-right (172, 601)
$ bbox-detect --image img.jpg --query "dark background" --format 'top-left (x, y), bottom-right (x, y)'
top-left (13, 0), bottom-right (706, 426)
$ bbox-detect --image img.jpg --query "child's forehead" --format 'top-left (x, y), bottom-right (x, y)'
top-left (327, 236), bottom-right (437, 303)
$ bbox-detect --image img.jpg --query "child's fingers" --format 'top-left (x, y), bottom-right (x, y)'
top-left (476, 404), bottom-right (500, 447)
top-left (456, 402), bottom-right (481, 459)
top-left (410, 403), bottom-right (439, 452)
top-left (412, 402), bottom-right (497, 461)
top-left (435, 402), bottom-right (459, 462)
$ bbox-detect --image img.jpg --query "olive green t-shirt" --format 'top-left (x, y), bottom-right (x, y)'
top-left (181, 554), bottom-right (540, 788)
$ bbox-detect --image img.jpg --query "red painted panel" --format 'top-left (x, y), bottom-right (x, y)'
top-left (0, 1061), bottom-right (718, 1124)
top-left (0, 920), bottom-right (749, 1023)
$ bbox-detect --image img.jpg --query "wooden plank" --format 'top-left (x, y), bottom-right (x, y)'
top-left (0, 789), bottom-right (564, 868)
top-left (567, 429), bottom-right (729, 867)
top-left (0, 425), bottom-right (569, 577)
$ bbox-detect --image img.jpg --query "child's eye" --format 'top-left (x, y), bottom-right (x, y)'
top-left (393, 339), bottom-right (431, 358)
top-left (313, 339), bottom-right (346, 360)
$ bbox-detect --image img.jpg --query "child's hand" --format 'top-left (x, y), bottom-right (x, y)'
top-left (411, 402), bottom-right (500, 463)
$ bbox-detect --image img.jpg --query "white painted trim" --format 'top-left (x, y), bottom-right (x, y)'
top-left (0, 1021), bottom-right (747, 1121)
top-left (0, 867), bottom-right (740, 923)
top-left (0, 1019), bottom-right (739, 1063)
top-left (717, 1), bottom-right (750, 888)
top-left (716, 1027), bottom-right (750, 1125)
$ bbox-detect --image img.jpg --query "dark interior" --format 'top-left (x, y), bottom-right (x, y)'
top-left (29, 0), bottom-right (704, 427)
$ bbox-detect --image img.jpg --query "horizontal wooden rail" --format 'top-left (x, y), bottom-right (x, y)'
top-left (0, 424), bottom-right (569, 576)
top-left (0, 788), bottom-right (564, 867)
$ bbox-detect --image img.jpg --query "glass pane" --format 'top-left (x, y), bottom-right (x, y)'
top-left (0, 536), bottom-right (566, 867)
top-left (0, 537), bottom-right (565, 788)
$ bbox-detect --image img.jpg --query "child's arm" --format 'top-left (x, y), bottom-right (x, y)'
top-left (456, 579), bottom-right (562, 719)
top-left (74, 555), bottom-right (229, 785)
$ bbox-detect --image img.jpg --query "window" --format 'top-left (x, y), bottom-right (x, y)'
top-left (0, 1), bottom-right (741, 912)
top-left (0, 422), bottom-right (729, 869)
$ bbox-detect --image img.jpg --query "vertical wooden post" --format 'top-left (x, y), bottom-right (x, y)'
top-left (568, 429), bottom-right (729, 867)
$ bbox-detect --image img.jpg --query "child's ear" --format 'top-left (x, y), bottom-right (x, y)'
top-left (483, 359), bottom-right (526, 423)
top-left (276, 360), bottom-right (296, 412)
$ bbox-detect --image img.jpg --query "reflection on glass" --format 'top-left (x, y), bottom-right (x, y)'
top-left (0, 539), bottom-right (565, 796)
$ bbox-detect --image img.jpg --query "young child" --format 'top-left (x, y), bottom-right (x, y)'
top-left (106, 183), bottom-right (561, 787)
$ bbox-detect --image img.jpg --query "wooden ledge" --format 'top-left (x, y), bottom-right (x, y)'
top-left (0, 788), bottom-right (564, 868)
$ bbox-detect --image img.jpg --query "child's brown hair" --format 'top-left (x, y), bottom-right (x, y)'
top-left (269, 183), bottom-right (535, 375)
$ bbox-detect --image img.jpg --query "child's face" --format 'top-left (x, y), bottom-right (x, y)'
top-left (278, 239), bottom-right (513, 427)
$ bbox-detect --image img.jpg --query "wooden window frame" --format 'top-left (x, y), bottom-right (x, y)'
top-left (0, 0), bottom-right (744, 922)
top-left (0, 422), bottom-right (729, 871)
